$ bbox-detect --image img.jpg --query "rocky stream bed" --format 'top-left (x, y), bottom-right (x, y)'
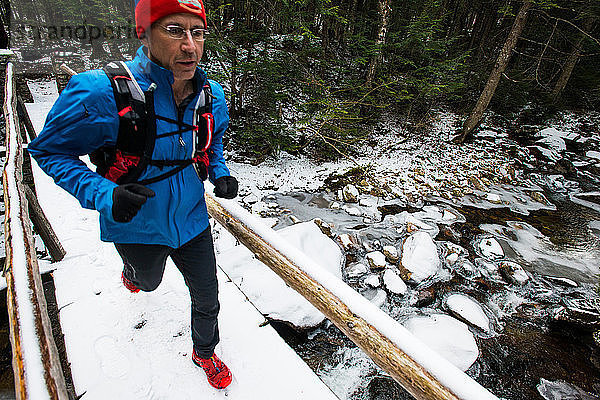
top-left (222, 111), bottom-right (600, 400)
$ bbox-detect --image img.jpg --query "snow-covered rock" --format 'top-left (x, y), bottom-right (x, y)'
top-left (313, 218), bottom-right (334, 237)
top-left (366, 251), bottom-right (387, 269)
top-left (529, 145), bottom-right (562, 162)
top-left (586, 150), bottom-right (600, 161)
top-left (486, 193), bottom-right (502, 204)
top-left (537, 378), bottom-right (599, 400)
top-left (342, 205), bottom-right (362, 216)
top-left (346, 263), bottom-right (369, 279)
top-left (445, 294), bottom-right (491, 333)
top-left (536, 134), bottom-right (566, 153)
top-left (382, 269), bottom-right (407, 295)
top-left (337, 233), bottom-right (359, 251)
top-left (243, 194), bottom-right (259, 204)
top-left (445, 252), bottom-right (459, 265)
top-left (477, 236), bottom-right (504, 260)
top-left (401, 231), bottom-right (440, 283)
top-left (218, 221), bottom-right (344, 328)
top-left (545, 276), bottom-right (578, 288)
top-left (363, 274), bottom-right (381, 288)
top-left (382, 245), bottom-right (399, 264)
top-left (441, 209), bottom-right (459, 222)
top-left (342, 184), bottom-right (359, 203)
top-left (499, 261), bottom-right (530, 285)
top-left (403, 314), bottom-right (479, 371)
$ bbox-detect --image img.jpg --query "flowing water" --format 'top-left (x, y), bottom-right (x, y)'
top-left (267, 189), bottom-right (600, 400)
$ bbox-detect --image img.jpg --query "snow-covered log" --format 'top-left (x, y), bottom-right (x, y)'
top-left (2, 63), bottom-right (69, 400)
top-left (205, 190), bottom-right (498, 400)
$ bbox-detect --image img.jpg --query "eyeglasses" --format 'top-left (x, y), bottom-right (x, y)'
top-left (157, 24), bottom-right (209, 42)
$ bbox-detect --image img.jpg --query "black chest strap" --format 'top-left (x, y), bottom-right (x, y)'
top-left (93, 61), bottom-right (214, 185)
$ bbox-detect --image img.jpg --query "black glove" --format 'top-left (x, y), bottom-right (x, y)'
top-left (214, 176), bottom-right (238, 199)
top-left (112, 183), bottom-right (155, 223)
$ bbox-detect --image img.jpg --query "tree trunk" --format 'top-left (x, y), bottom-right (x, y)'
top-left (551, 17), bottom-right (595, 101)
top-left (365, 0), bottom-right (391, 86)
top-left (454, 0), bottom-right (532, 144)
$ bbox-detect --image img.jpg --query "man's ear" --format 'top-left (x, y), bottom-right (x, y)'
top-left (140, 33), bottom-right (149, 47)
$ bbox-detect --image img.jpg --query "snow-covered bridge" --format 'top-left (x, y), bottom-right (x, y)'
top-left (3, 62), bottom-right (499, 400)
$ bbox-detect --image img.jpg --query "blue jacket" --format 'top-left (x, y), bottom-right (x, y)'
top-left (28, 46), bottom-right (230, 248)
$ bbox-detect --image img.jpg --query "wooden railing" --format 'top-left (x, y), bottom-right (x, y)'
top-left (3, 62), bottom-right (69, 399)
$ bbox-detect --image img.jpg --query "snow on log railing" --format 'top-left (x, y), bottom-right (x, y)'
top-left (3, 62), bottom-right (69, 399)
top-left (205, 189), bottom-right (499, 400)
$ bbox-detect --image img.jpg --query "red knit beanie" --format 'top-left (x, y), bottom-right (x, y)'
top-left (135, 0), bottom-right (207, 38)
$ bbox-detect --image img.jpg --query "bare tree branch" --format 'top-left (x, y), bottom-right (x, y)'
top-left (536, 9), bottom-right (600, 48)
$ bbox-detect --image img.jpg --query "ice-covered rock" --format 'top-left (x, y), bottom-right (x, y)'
top-left (587, 150), bottom-right (600, 161)
top-left (243, 194), bottom-right (259, 204)
top-left (382, 245), bottom-right (399, 264)
top-left (363, 288), bottom-right (387, 308)
top-left (342, 184), bottom-right (359, 203)
top-left (537, 378), bottom-right (599, 400)
top-left (392, 211), bottom-right (439, 237)
top-left (342, 205), bottom-right (362, 216)
top-left (445, 294), bottom-right (491, 333)
top-left (455, 260), bottom-right (479, 279)
top-left (382, 269), bottom-right (407, 295)
top-left (529, 145), bottom-right (562, 162)
top-left (403, 314), bottom-right (479, 371)
top-left (366, 251), bottom-right (387, 269)
top-left (536, 134), bottom-right (566, 153)
top-left (363, 274), bottom-right (381, 288)
top-left (446, 252), bottom-right (459, 265)
top-left (477, 236), bottom-right (504, 259)
top-left (499, 261), bottom-right (530, 285)
top-left (412, 205), bottom-right (465, 226)
top-left (401, 231), bottom-right (440, 283)
top-left (346, 263), bottom-right (369, 279)
top-left (486, 193), bottom-right (502, 204)
top-left (553, 298), bottom-right (600, 329)
top-left (445, 242), bottom-right (468, 256)
top-left (545, 276), bottom-right (578, 287)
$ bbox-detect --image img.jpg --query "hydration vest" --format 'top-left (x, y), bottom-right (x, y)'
top-left (90, 61), bottom-right (214, 185)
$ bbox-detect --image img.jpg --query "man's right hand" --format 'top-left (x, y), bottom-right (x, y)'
top-left (112, 183), bottom-right (155, 223)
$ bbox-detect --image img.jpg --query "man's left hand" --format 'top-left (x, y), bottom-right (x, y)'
top-left (214, 176), bottom-right (238, 199)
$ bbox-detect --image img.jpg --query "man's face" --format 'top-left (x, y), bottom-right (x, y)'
top-left (142, 13), bottom-right (205, 82)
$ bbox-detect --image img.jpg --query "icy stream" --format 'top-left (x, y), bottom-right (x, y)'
top-left (261, 189), bottom-right (600, 400)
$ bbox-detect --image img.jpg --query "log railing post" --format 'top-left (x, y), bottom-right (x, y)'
top-left (23, 186), bottom-right (66, 262)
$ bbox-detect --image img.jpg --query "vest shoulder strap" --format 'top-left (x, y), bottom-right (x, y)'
top-left (103, 61), bottom-right (149, 155)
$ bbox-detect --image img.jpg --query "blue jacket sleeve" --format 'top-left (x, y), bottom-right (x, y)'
top-left (27, 70), bottom-right (120, 220)
top-left (206, 80), bottom-right (231, 183)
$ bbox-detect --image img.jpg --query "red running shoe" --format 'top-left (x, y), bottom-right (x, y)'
top-left (192, 351), bottom-right (232, 389)
top-left (121, 270), bottom-right (140, 293)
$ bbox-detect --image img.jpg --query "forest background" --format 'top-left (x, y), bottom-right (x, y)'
top-left (3, 0), bottom-right (600, 162)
